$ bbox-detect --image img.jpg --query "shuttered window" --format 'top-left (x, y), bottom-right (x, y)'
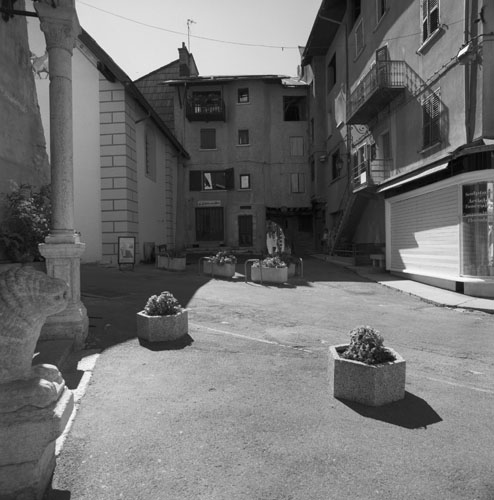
top-left (195, 207), bottom-right (224, 241)
top-left (200, 128), bottom-right (216, 150)
top-left (422, 0), bottom-right (440, 42)
top-left (422, 91), bottom-right (441, 148)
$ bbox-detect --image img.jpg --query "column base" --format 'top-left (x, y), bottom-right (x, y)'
top-left (40, 303), bottom-right (89, 350)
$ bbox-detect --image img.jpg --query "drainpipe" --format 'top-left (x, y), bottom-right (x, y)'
top-left (464, 0), bottom-right (472, 144)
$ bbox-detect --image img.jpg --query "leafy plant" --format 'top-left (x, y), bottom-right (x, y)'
top-left (0, 182), bottom-right (51, 262)
top-left (143, 291), bottom-right (182, 316)
top-left (340, 325), bottom-right (395, 365)
top-left (253, 255), bottom-right (287, 268)
top-left (207, 251), bottom-right (237, 265)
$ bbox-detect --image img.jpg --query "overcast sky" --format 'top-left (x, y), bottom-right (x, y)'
top-left (74, 0), bottom-right (322, 79)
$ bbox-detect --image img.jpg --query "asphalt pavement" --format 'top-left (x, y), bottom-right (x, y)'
top-left (37, 256), bottom-right (494, 500)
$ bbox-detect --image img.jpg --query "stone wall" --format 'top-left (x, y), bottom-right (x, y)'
top-left (0, 5), bottom-right (49, 195)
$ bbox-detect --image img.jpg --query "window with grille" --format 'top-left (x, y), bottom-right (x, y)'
top-left (422, 0), bottom-right (440, 43)
top-left (195, 207), bottom-right (224, 241)
top-left (291, 173), bottom-right (305, 193)
top-left (200, 128), bottom-right (216, 150)
top-left (422, 91), bottom-right (441, 148)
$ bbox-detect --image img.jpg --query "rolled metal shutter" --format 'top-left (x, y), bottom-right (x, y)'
top-left (389, 185), bottom-right (459, 276)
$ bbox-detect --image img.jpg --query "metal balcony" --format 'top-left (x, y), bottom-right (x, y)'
top-left (348, 61), bottom-right (409, 125)
top-left (186, 97), bottom-right (226, 122)
top-left (353, 158), bottom-right (393, 191)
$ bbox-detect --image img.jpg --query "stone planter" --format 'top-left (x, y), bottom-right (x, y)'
top-left (203, 261), bottom-right (236, 278)
top-left (136, 309), bottom-right (188, 342)
top-left (156, 255), bottom-right (186, 271)
top-left (328, 344), bottom-right (406, 407)
top-left (288, 263), bottom-right (296, 277)
top-left (251, 266), bottom-right (288, 284)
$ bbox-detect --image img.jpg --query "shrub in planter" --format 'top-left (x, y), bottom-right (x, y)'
top-left (156, 248), bottom-right (187, 271)
top-left (203, 251), bottom-right (237, 278)
top-left (137, 291), bottom-right (188, 342)
top-left (251, 254), bottom-right (288, 283)
top-left (329, 325), bottom-right (406, 406)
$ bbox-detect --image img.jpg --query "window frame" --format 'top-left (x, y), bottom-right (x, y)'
top-left (238, 129), bottom-right (250, 146)
top-left (421, 0), bottom-right (440, 44)
top-left (237, 87), bottom-right (250, 104)
top-left (290, 173), bottom-right (306, 194)
top-left (376, 0), bottom-right (387, 24)
top-left (327, 54), bottom-right (337, 93)
top-left (354, 18), bottom-right (365, 58)
top-left (283, 96), bottom-right (307, 121)
top-left (239, 174), bottom-right (251, 190)
top-left (422, 89), bottom-right (441, 149)
top-left (200, 128), bottom-right (216, 150)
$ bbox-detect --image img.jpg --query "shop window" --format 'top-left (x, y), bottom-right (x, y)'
top-left (461, 182), bottom-right (494, 277)
top-left (283, 96), bottom-right (307, 121)
top-left (200, 128), bottom-right (216, 150)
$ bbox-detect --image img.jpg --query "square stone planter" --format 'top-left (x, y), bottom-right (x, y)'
top-left (136, 309), bottom-right (188, 342)
top-left (156, 255), bottom-right (186, 271)
top-left (328, 344), bottom-right (406, 406)
top-left (203, 261), bottom-right (236, 278)
top-left (251, 266), bottom-right (288, 284)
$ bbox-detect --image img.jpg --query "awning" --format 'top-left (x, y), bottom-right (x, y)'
top-left (377, 162), bottom-right (449, 193)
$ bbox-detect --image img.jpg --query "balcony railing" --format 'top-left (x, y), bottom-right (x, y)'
top-left (186, 97), bottom-right (226, 122)
top-left (353, 158), bottom-right (393, 191)
top-left (348, 61), bottom-right (410, 124)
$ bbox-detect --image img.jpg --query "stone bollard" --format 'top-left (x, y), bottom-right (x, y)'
top-left (0, 267), bottom-right (75, 500)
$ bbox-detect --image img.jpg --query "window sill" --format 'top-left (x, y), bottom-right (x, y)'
top-left (419, 140), bottom-right (442, 155)
top-left (236, 144), bottom-right (251, 147)
top-left (417, 26), bottom-right (445, 55)
top-left (199, 148), bottom-right (218, 151)
top-left (237, 102), bottom-right (250, 105)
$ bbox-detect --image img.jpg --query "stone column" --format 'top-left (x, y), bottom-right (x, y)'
top-left (35, 0), bottom-right (88, 349)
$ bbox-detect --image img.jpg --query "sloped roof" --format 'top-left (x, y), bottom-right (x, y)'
top-left (79, 29), bottom-right (189, 159)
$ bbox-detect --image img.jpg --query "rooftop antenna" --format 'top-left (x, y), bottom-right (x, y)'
top-left (187, 19), bottom-right (196, 51)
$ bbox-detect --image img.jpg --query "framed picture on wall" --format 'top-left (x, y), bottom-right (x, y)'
top-left (118, 236), bottom-right (136, 267)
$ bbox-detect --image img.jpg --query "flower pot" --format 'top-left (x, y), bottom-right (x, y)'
top-left (156, 255), bottom-right (186, 271)
top-left (203, 261), bottom-right (236, 278)
top-left (251, 266), bottom-right (288, 284)
top-left (328, 344), bottom-right (406, 407)
top-left (136, 309), bottom-right (188, 342)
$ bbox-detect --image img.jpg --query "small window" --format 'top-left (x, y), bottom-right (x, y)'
top-left (238, 88), bottom-right (249, 103)
top-left (238, 129), bottom-right (250, 145)
top-left (144, 126), bottom-right (156, 180)
top-left (240, 174), bottom-right (251, 189)
top-left (355, 19), bottom-right (364, 57)
top-left (200, 128), bottom-right (216, 150)
top-left (289, 136), bottom-right (304, 156)
top-left (376, 0), bottom-right (386, 23)
top-left (327, 55), bottom-right (336, 92)
top-left (351, 0), bottom-right (362, 26)
top-left (290, 173), bottom-right (305, 193)
top-left (422, 90), bottom-right (441, 148)
top-left (332, 152), bottom-right (342, 180)
top-left (283, 96), bottom-right (307, 121)
top-left (422, 0), bottom-right (440, 43)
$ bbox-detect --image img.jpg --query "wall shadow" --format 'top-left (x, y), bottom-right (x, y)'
top-left (138, 334), bottom-right (194, 351)
top-left (338, 391), bottom-right (442, 429)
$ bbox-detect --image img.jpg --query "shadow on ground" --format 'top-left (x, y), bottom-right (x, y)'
top-left (338, 391), bottom-right (443, 429)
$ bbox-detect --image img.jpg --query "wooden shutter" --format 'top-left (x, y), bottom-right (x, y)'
top-left (225, 168), bottom-right (234, 190)
top-left (189, 170), bottom-right (202, 191)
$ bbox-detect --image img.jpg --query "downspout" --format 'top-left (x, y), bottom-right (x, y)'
top-left (464, 0), bottom-right (472, 144)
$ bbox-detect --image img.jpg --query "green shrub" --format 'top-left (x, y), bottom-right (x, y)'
top-left (340, 325), bottom-right (395, 365)
top-left (144, 291), bottom-right (182, 316)
top-left (0, 183), bottom-right (51, 262)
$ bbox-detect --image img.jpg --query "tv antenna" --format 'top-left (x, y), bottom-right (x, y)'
top-left (187, 19), bottom-right (196, 51)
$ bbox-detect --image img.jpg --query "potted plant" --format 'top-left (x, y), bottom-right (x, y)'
top-left (251, 254), bottom-right (288, 284)
top-left (328, 325), bottom-right (406, 407)
top-left (156, 247), bottom-right (186, 271)
top-left (202, 251), bottom-right (237, 278)
top-left (136, 291), bottom-right (188, 342)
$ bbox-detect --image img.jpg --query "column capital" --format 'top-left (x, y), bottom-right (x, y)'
top-left (35, 0), bottom-right (81, 54)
